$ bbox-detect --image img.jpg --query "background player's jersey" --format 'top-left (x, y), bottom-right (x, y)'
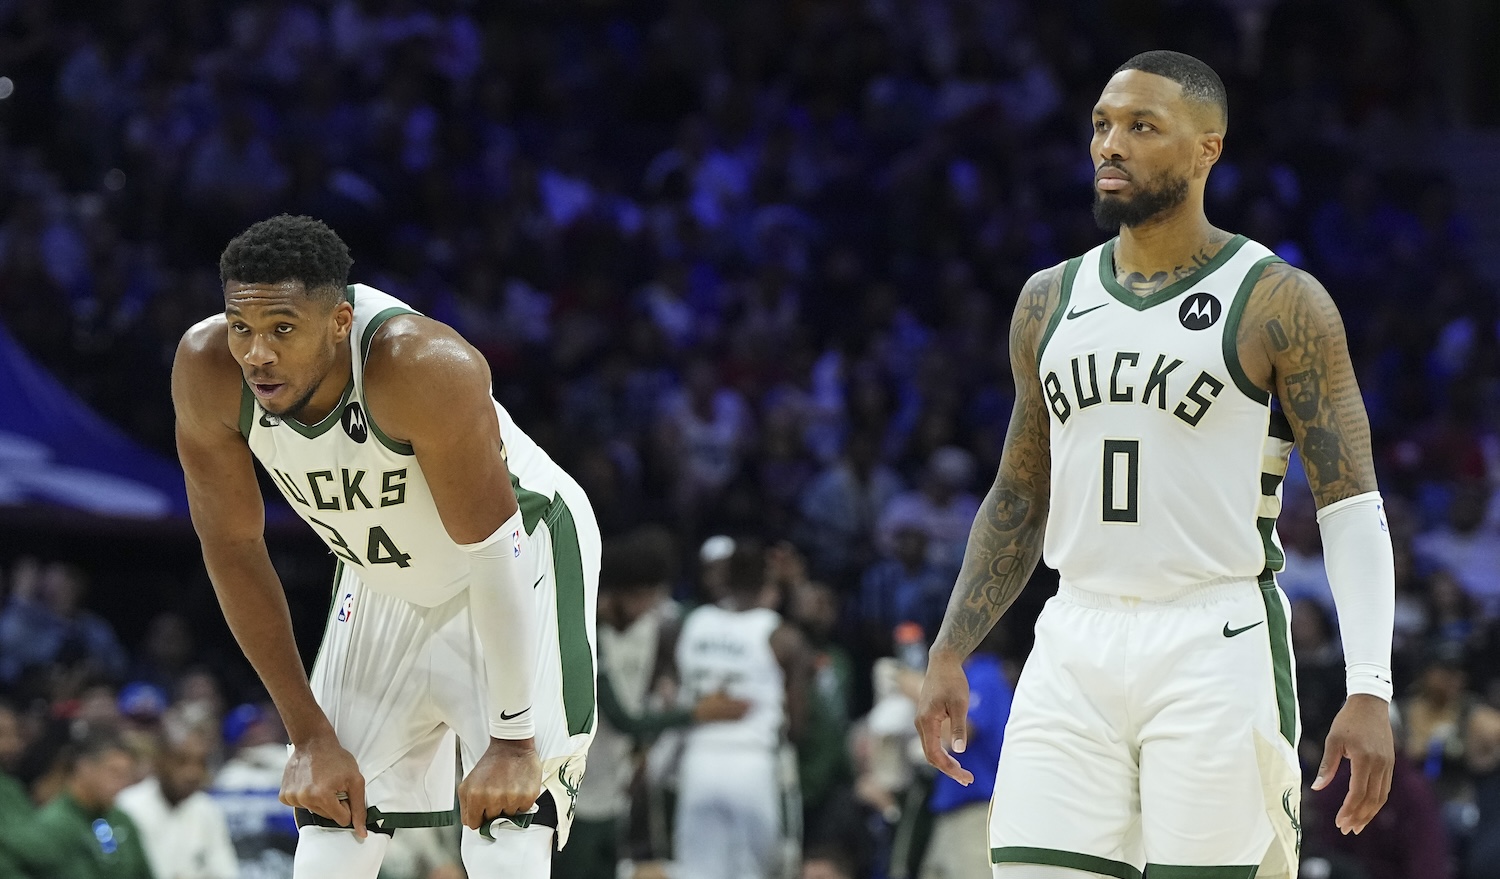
top-left (1037, 235), bottom-right (1292, 597)
top-left (241, 284), bottom-right (570, 607)
top-left (676, 605), bottom-right (784, 752)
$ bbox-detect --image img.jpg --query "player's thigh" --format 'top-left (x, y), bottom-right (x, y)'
top-left (1137, 582), bottom-right (1300, 874)
top-left (990, 600), bottom-right (1142, 873)
top-left (462, 823), bottom-right (554, 879)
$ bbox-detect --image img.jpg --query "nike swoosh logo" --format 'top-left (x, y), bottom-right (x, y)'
top-left (533, 575), bottom-right (544, 590)
top-left (1223, 621), bottom-right (1264, 638)
top-left (1065, 303), bottom-right (1109, 320)
top-left (498, 707), bottom-right (530, 721)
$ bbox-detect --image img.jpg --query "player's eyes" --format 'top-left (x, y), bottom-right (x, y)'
top-left (1133, 121), bottom-right (1154, 132)
top-left (276, 324), bottom-right (294, 334)
top-left (231, 323), bottom-right (249, 334)
top-left (1093, 120), bottom-right (1108, 131)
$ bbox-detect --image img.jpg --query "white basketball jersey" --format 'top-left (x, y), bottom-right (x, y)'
top-left (241, 284), bottom-right (570, 607)
top-left (1037, 235), bottom-right (1292, 597)
top-left (676, 604), bottom-right (785, 752)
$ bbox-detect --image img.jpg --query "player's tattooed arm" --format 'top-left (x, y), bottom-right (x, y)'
top-left (931, 266), bottom-right (1059, 660)
top-left (1246, 263), bottom-right (1378, 507)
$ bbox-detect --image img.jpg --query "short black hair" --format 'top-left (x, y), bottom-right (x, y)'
top-left (219, 214), bottom-right (353, 308)
top-left (65, 724), bottom-right (131, 771)
top-left (1114, 50), bottom-right (1228, 132)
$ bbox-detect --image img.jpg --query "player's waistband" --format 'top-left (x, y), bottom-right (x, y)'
top-left (1057, 570), bottom-right (1277, 610)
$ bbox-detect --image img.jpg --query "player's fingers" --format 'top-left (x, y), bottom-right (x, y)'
top-left (1349, 751), bottom-right (1393, 833)
top-left (948, 698), bottom-right (969, 755)
top-left (1312, 736), bottom-right (1343, 791)
top-left (916, 706), bottom-right (972, 785)
top-left (347, 776), bottom-right (368, 839)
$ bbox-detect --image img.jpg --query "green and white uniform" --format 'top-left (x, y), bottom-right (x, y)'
top-left (990, 237), bottom-right (1303, 879)
top-left (241, 284), bottom-right (598, 845)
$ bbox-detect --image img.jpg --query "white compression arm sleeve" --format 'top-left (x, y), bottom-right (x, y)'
top-left (460, 508), bottom-right (538, 739)
top-left (1315, 491), bottom-right (1395, 701)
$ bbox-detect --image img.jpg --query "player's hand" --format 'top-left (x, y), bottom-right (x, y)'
top-left (914, 650), bottom-right (974, 785)
top-left (1313, 693), bottom-right (1394, 834)
top-left (281, 732), bottom-right (369, 839)
top-left (692, 690), bottom-right (751, 724)
top-left (459, 737), bottom-right (543, 831)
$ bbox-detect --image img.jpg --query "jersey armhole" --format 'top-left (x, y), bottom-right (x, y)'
top-left (1034, 256), bottom-right (1082, 371)
top-left (359, 306), bottom-right (421, 455)
top-left (238, 379), bottom-right (255, 438)
top-left (1222, 255), bottom-right (1283, 405)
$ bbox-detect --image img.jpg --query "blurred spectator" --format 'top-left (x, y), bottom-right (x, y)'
top-left (1292, 599), bottom-right (1346, 770)
top-left (1278, 496), bottom-right (1333, 611)
top-left (788, 579), bottom-right (862, 862)
top-left (797, 432), bottom-right (904, 588)
top-left (876, 447), bottom-right (980, 579)
top-left (0, 725), bottom-right (152, 879)
top-left (859, 520), bottom-right (952, 653)
top-left (918, 626), bottom-right (1012, 879)
top-left (802, 847), bottom-right (857, 879)
top-left (0, 559), bottom-right (128, 686)
top-left (117, 723), bottom-right (238, 879)
top-left (1398, 643), bottom-right (1500, 820)
top-left (0, 700), bottom-right (34, 878)
top-left (212, 703), bottom-right (296, 878)
top-left (129, 613), bottom-right (197, 697)
top-left (1416, 484), bottom-right (1500, 614)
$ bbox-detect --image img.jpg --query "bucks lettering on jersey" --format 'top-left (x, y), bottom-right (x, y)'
top-left (677, 605), bottom-right (785, 751)
top-left (1037, 235), bottom-right (1292, 597)
top-left (240, 284), bottom-right (568, 607)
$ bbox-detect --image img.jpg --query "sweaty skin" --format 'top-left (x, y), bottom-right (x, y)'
top-left (173, 280), bottom-right (542, 836)
top-left (914, 68), bottom-right (1394, 836)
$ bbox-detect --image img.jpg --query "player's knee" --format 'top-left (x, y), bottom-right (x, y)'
top-left (461, 823), bottom-right (555, 877)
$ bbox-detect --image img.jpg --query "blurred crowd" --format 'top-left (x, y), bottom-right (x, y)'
top-left (0, 0), bottom-right (1498, 878)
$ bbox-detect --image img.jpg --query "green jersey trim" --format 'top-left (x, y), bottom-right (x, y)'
top-left (1098, 234), bottom-right (1249, 311)
top-left (280, 378), bottom-right (356, 439)
top-left (992, 846), bottom-right (1141, 879)
top-left (1259, 576), bottom-right (1298, 747)
top-left (1034, 257), bottom-right (1081, 370)
top-left (1145, 866), bottom-right (1258, 878)
top-left (359, 305), bottom-right (420, 456)
top-left (238, 380), bottom-right (255, 438)
top-left (1222, 255), bottom-right (1283, 405)
top-left (511, 474), bottom-right (597, 737)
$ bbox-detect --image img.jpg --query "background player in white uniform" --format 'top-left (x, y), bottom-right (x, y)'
top-left (172, 215), bottom-right (599, 878)
top-left (674, 541), bottom-right (810, 879)
top-left (915, 52), bottom-right (1396, 878)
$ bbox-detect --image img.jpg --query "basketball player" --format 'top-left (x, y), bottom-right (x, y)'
top-left (915, 52), bottom-right (1395, 878)
top-left (172, 215), bottom-right (599, 878)
top-left (674, 541), bottom-right (811, 879)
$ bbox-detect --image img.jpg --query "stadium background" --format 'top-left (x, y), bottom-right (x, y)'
top-left (0, 1), bottom-right (1498, 877)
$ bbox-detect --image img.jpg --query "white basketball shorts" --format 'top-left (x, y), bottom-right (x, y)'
top-left (305, 477), bottom-right (600, 847)
top-left (989, 574), bottom-right (1302, 879)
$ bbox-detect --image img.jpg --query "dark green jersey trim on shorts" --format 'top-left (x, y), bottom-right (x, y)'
top-left (1259, 574), bottom-right (1298, 746)
top-left (1145, 865), bottom-right (1258, 878)
top-left (295, 804), bottom-right (458, 835)
top-left (992, 846), bottom-right (1142, 879)
top-left (1222, 254), bottom-right (1282, 405)
top-left (511, 474), bottom-right (597, 737)
top-left (357, 299), bottom-right (421, 456)
top-left (1034, 257), bottom-right (1081, 370)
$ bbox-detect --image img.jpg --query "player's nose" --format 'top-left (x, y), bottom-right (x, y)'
top-left (243, 334), bottom-right (277, 366)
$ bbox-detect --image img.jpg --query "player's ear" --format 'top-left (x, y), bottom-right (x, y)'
top-left (1197, 131), bottom-right (1223, 176)
top-left (330, 300), bottom-right (355, 343)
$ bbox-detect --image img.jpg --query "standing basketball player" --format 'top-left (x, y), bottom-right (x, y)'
top-left (172, 215), bottom-right (599, 878)
top-left (674, 541), bottom-right (811, 879)
top-left (916, 52), bottom-right (1395, 878)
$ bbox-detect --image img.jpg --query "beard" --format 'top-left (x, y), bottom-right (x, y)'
top-left (1092, 172), bottom-right (1190, 230)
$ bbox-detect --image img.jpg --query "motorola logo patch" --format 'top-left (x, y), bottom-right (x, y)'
top-left (1179, 292), bottom-right (1222, 330)
top-left (342, 402), bottom-right (369, 443)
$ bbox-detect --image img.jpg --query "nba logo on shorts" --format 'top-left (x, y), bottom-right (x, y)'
top-left (511, 529), bottom-right (522, 559)
top-left (337, 592), bottom-right (355, 623)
